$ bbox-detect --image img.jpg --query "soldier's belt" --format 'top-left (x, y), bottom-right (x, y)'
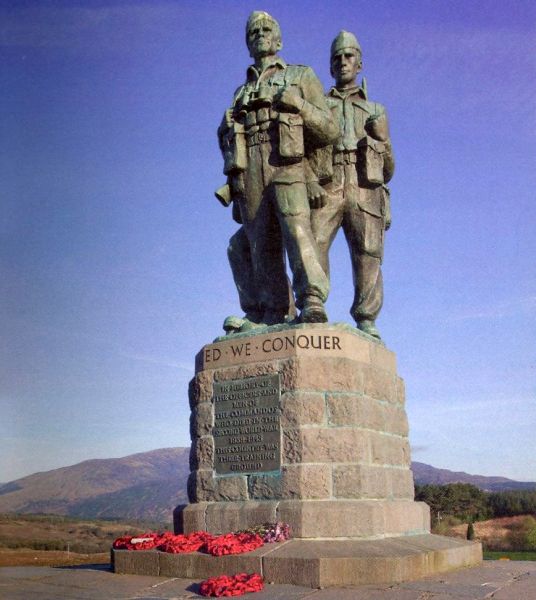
top-left (246, 129), bottom-right (274, 146)
top-left (333, 151), bottom-right (358, 165)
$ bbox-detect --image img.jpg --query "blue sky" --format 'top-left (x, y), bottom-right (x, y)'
top-left (1, 0), bottom-right (535, 483)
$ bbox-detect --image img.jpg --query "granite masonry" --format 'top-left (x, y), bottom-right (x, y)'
top-left (179, 324), bottom-right (429, 540)
top-left (113, 323), bottom-right (481, 586)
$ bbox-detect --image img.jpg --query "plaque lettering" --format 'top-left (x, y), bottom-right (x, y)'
top-left (213, 374), bottom-right (281, 475)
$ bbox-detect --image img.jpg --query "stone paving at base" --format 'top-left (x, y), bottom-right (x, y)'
top-left (1, 561), bottom-right (535, 600)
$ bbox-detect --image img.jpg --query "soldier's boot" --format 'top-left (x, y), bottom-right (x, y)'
top-left (358, 319), bottom-right (381, 340)
top-left (223, 311), bottom-right (263, 334)
top-left (262, 310), bottom-right (290, 326)
top-left (300, 295), bottom-right (328, 323)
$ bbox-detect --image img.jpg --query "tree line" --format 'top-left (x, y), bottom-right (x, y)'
top-left (414, 483), bottom-right (536, 523)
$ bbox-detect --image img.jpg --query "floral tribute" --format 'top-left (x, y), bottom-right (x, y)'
top-left (158, 531), bottom-right (214, 554)
top-left (205, 532), bottom-right (264, 556)
top-left (239, 522), bottom-right (291, 543)
top-left (112, 523), bottom-right (289, 597)
top-left (112, 532), bottom-right (164, 550)
top-left (199, 573), bottom-right (264, 597)
top-left (112, 522), bottom-right (290, 555)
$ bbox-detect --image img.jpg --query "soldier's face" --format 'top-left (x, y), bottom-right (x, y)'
top-left (247, 21), bottom-right (280, 58)
top-left (331, 49), bottom-right (361, 86)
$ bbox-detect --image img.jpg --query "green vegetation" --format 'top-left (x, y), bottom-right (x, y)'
top-left (432, 514), bottom-right (463, 536)
top-left (484, 551), bottom-right (536, 561)
top-left (505, 516), bottom-right (536, 552)
top-left (415, 484), bottom-right (536, 553)
top-left (415, 484), bottom-right (536, 525)
top-left (488, 490), bottom-right (536, 517)
top-left (415, 483), bottom-right (490, 524)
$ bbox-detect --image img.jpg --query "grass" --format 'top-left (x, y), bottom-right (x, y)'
top-left (0, 513), bottom-right (170, 555)
top-left (0, 548), bottom-right (110, 568)
top-left (484, 550), bottom-right (536, 561)
top-left (0, 513), bottom-right (170, 529)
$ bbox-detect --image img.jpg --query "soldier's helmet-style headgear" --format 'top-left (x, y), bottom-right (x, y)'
top-left (246, 11), bottom-right (282, 50)
top-left (330, 30), bottom-right (361, 58)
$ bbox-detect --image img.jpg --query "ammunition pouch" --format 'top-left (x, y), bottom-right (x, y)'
top-left (308, 145), bottom-right (333, 185)
top-left (357, 137), bottom-right (386, 188)
top-left (278, 113), bottom-right (304, 163)
top-left (221, 122), bottom-right (247, 176)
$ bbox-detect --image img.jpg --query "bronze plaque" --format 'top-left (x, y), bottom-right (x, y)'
top-left (213, 374), bottom-right (281, 475)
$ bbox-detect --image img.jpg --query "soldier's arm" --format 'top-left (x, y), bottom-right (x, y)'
top-left (218, 83), bottom-right (246, 153)
top-left (275, 67), bottom-right (338, 146)
top-left (366, 104), bottom-right (390, 141)
top-left (297, 67), bottom-right (339, 146)
top-left (383, 142), bottom-right (395, 184)
top-left (217, 109), bottom-right (233, 154)
top-left (304, 158), bottom-right (327, 209)
top-left (366, 103), bottom-right (395, 183)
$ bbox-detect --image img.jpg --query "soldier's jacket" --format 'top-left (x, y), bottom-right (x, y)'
top-left (218, 57), bottom-right (338, 186)
top-left (326, 85), bottom-right (395, 218)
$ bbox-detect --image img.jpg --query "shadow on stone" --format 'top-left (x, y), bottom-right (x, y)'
top-left (55, 563), bottom-right (112, 571)
top-left (186, 581), bottom-right (202, 594)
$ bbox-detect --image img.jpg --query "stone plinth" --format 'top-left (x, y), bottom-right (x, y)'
top-left (114, 534), bottom-right (482, 587)
top-left (114, 323), bottom-right (482, 586)
top-left (180, 323), bottom-right (429, 539)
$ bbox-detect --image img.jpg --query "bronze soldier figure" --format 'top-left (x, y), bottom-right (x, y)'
top-left (312, 31), bottom-right (395, 339)
top-left (214, 182), bottom-right (296, 333)
top-left (218, 11), bottom-right (338, 332)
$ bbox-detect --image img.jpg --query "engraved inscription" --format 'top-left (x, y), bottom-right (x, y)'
top-left (213, 374), bottom-right (281, 475)
top-left (203, 332), bottom-right (342, 364)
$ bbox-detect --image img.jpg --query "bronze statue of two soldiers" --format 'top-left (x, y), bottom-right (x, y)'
top-left (217, 12), bottom-right (394, 340)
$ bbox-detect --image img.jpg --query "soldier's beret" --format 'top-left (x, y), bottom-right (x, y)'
top-left (331, 30), bottom-right (361, 58)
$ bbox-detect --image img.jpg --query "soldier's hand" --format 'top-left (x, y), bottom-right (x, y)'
top-left (229, 173), bottom-right (245, 197)
top-left (274, 88), bottom-right (304, 113)
top-left (365, 114), bottom-right (389, 142)
top-left (307, 182), bottom-right (327, 209)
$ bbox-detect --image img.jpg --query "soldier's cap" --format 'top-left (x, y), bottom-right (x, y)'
top-left (246, 10), bottom-right (281, 40)
top-left (331, 30), bottom-right (361, 58)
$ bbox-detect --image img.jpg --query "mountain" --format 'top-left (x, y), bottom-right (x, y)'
top-left (0, 449), bottom-right (534, 522)
top-left (411, 461), bottom-right (536, 491)
top-left (0, 447), bottom-right (190, 522)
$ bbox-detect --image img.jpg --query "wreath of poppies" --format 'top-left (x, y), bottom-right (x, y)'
top-left (199, 573), bottom-right (264, 597)
top-left (113, 522), bottom-right (290, 596)
top-left (112, 521), bottom-right (290, 555)
top-left (158, 530), bottom-right (213, 554)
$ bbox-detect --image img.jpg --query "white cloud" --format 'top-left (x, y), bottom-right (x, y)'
top-left (119, 351), bottom-right (193, 374)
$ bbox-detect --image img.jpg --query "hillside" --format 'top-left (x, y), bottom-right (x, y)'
top-left (0, 447), bottom-right (189, 522)
top-left (0, 448), bottom-right (533, 522)
top-left (412, 462), bottom-right (536, 491)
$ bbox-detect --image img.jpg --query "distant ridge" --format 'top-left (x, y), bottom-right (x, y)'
top-left (412, 461), bottom-right (536, 491)
top-left (0, 448), bottom-right (533, 521)
top-left (0, 447), bottom-right (190, 522)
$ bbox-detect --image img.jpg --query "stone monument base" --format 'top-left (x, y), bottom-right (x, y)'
top-left (114, 324), bottom-right (482, 586)
top-left (113, 534), bottom-right (482, 588)
top-left (176, 498), bottom-right (430, 539)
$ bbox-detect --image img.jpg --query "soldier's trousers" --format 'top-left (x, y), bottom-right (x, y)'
top-left (236, 139), bottom-right (329, 315)
top-left (236, 181), bottom-right (328, 313)
top-left (227, 226), bottom-right (296, 321)
top-left (311, 162), bottom-right (385, 323)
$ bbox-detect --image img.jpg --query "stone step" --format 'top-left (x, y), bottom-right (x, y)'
top-left (113, 534), bottom-right (482, 588)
